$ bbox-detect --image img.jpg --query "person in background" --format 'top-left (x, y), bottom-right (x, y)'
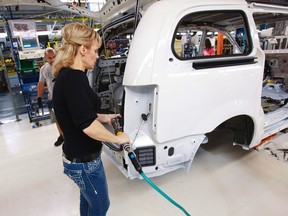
top-left (203, 38), bottom-right (215, 56)
top-left (116, 44), bottom-right (126, 55)
top-left (52, 23), bottom-right (131, 216)
top-left (37, 47), bottom-right (64, 147)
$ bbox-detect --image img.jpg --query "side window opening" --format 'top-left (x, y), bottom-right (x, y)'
top-left (95, 16), bottom-right (136, 114)
top-left (100, 19), bottom-right (135, 59)
top-left (253, 12), bottom-right (288, 51)
top-left (252, 11), bottom-right (288, 114)
top-left (102, 37), bottom-right (130, 59)
top-left (172, 11), bottom-right (251, 60)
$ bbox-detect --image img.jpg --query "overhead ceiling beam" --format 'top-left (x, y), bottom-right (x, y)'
top-left (0, 0), bottom-right (101, 19)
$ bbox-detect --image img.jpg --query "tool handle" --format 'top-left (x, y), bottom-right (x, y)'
top-left (111, 118), bottom-right (123, 135)
top-left (128, 152), bottom-right (142, 174)
top-left (116, 131), bottom-right (123, 136)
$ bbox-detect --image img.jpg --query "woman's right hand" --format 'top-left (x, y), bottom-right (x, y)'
top-left (115, 132), bottom-right (131, 145)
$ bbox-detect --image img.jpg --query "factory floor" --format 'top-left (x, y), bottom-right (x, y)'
top-left (0, 116), bottom-right (288, 216)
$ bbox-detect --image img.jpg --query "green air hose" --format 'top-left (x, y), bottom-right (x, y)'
top-left (125, 147), bottom-right (191, 216)
top-left (111, 118), bottom-right (191, 215)
top-left (141, 172), bottom-right (191, 216)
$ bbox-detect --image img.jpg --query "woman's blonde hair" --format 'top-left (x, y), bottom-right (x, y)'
top-left (53, 22), bottom-right (102, 77)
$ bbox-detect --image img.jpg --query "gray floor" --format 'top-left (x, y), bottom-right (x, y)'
top-left (0, 92), bottom-right (27, 123)
top-left (0, 118), bottom-right (288, 216)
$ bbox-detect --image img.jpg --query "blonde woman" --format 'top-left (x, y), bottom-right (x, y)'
top-left (52, 23), bottom-right (131, 216)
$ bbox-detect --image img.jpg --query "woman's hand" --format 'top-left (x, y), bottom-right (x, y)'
top-left (97, 113), bottom-right (121, 125)
top-left (83, 118), bottom-right (131, 145)
top-left (96, 114), bottom-right (131, 145)
top-left (115, 132), bottom-right (131, 145)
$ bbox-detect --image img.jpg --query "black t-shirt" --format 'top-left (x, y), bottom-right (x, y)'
top-left (53, 67), bottom-right (102, 158)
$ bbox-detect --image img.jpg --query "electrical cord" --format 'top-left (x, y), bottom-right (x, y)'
top-left (102, 141), bottom-right (122, 152)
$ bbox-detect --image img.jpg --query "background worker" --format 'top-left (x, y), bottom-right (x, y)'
top-left (203, 38), bottom-right (215, 56)
top-left (37, 47), bottom-right (64, 147)
top-left (52, 23), bottom-right (131, 216)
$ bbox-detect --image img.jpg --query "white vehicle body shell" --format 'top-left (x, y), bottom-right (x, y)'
top-left (102, 0), bottom-right (288, 179)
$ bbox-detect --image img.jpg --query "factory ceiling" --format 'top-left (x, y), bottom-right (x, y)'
top-left (0, 0), bottom-right (287, 33)
top-left (0, 0), bottom-right (104, 34)
top-left (1, 5), bottom-right (80, 20)
top-left (1, 0), bottom-right (288, 21)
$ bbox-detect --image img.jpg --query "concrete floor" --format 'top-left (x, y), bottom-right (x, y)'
top-left (1, 118), bottom-right (288, 216)
top-left (0, 92), bottom-right (27, 122)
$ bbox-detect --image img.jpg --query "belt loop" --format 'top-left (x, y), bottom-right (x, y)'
top-left (62, 155), bottom-right (71, 164)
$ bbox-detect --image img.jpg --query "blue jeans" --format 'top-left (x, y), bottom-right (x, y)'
top-left (63, 156), bottom-right (110, 216)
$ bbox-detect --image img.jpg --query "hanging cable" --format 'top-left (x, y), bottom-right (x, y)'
top-left (98, 1), bottom-right (117, 114)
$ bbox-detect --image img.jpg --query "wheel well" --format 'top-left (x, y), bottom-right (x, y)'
top-left (217, 115), bottom-right (254, 145)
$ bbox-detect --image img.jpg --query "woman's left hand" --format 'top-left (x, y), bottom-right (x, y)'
top-left (97, 114), bottom-right (121, 124)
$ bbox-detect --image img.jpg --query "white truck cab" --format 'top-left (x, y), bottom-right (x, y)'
top-left (94, 0), bottom-right (288, 179)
